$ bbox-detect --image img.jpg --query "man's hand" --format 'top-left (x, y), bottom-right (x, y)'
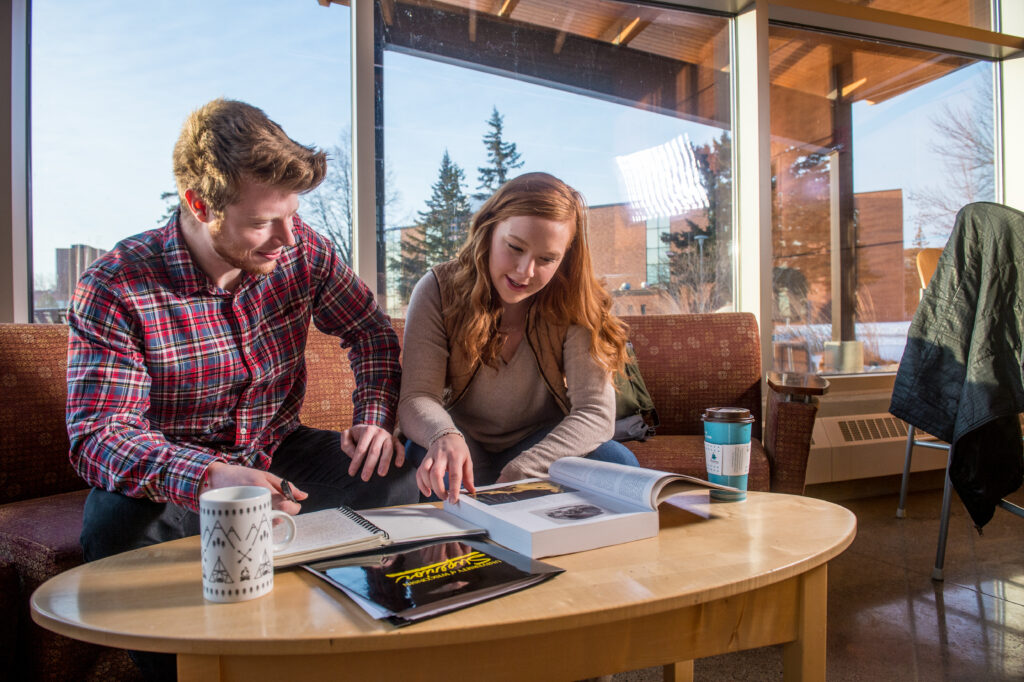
top-left (340, 424), bottom-right (405, 481)
top-left (204, 462), bottom-right (308, 515)
top-left (416, 433), bottom-right (475, 503)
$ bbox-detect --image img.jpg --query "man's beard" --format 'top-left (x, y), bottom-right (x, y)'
top-left (210, 224), bottom-right (276, 276)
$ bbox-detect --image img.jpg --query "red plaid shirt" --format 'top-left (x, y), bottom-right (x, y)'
top-left (66, 212), bottom-right (400, 511)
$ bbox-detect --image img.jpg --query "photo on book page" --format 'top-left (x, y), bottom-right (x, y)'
top-left (470, 479), bottom-right (575, 505)
top-left (531, 503), bottom-right (610, 525)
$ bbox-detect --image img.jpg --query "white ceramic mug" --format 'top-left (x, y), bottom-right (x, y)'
top-left (199, 485), bottom-right (297, 603)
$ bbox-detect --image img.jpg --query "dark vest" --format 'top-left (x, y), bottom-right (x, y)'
top-left (431, 260), bottom-right (570, 414)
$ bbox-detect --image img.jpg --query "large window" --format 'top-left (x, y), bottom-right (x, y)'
top-left (768, 26), bottom-right (995, 375)
top-left (30, 1), bottom-right (352, 321)
top-left (21, 0), bottom-right (1021, 387)
top-left (375, 0), bottom-right (732, 319)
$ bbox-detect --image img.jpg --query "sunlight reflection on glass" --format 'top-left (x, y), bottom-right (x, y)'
top-left (615, 134), bottom-right (708, 222)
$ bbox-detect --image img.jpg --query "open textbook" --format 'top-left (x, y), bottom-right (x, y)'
top-left (443, 457), bottom-right (737, 558)
top-left (273, 504), bottom-right (486, 568)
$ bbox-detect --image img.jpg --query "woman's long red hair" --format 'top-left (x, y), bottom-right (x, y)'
top-left (447, 172), bottom-right (628, 375)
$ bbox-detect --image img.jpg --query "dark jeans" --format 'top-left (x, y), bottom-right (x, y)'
top-left (80, 424), bottom-right (418, 681)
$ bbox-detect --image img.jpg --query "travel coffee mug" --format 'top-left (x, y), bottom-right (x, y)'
top-left (702, 407), bottom-right (755, 501)
top-left (200, 485), bottom-right (297, 603)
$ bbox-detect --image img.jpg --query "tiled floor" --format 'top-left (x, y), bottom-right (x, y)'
top-left (614, 473), bottom-right (1024, 681)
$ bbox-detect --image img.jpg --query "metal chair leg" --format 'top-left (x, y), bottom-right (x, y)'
top-left (932, 444), bottom-right (956, 582)
top-left (897, 425), bottom-right (916, 518)
top-left (997, 498), bottom-right (1024, 518)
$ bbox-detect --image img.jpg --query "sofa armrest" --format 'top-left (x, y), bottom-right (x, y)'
top-left (0, 562), bottom-right (19, 674)
top-left (763, 373), bottom-right (829, 495)
top-left (766, 371), bottom-right (829, 401)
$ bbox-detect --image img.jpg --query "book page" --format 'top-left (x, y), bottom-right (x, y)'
top-left (650, 472), bottom-right (734, 504)
top-left (360, 505), bottom-right (486, 544)
top-left (444, 479), bottom-right (660, 557)
top-left (274, 507), bottom-right (384, 565)
top-left (548, 457), bottom-right (732, 510)
top-left (547, 458), bottom-right (663, 510)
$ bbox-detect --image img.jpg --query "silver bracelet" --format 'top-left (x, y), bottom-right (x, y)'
top-left (429, 428), bottom-right (464, 447)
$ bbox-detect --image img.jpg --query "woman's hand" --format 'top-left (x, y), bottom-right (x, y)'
top-left (416, 433), bottom-right (476, 503)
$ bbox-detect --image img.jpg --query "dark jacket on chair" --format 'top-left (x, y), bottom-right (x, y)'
top-left (890, 202), bottom-right (1024, 528)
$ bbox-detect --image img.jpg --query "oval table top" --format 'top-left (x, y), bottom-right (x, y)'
top-left (31, 491), bottom-right (856, 657)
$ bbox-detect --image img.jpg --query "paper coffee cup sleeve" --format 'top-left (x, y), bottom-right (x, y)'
top-left (704, 443), bottom-right (723, 475)
top-left (720, 443), bottom-right (750, 476)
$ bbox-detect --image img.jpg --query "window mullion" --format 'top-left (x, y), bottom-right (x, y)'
top-left (734, 1), bottom-right (773, 375)
top-left (351, 0), bottom-right (378, 293)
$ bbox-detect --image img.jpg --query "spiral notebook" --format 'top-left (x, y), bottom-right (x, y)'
top-left (273, 504), bottom-right (487, 568)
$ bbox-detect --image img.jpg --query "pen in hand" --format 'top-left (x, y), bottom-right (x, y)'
top-left (280, 479), bottom-right (298, 504)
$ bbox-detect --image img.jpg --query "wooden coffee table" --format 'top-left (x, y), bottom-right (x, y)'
top-left (32, 491), bottom-right (855, 681)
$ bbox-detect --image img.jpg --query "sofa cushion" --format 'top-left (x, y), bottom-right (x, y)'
top-left (0, 489), bottom-right (139, 681)
top-left (626, 435), bottom-right (771, 492)
top-left (0, 324), bottom-right (85, 505)
top-left (620, 314), bottom-right (762, 439)
top-left (0, 489), bottom-right (89, 584)
top-left (300, 319), bottom-right (405, 433)
top-left (299, 329), bottom-right (357, 433)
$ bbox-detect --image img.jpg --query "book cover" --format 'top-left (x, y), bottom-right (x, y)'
top-left (303, 539), bottom-right (563, 626)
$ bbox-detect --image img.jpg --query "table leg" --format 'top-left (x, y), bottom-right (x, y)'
top-left (178, 654), bottom-right (222, 682)
top-left (781, 563), bottom-right (827, 681)
top-left (663, 660), bottom-right (694, 682)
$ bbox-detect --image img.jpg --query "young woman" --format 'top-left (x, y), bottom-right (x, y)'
top-left (399, 172), bottom-right (638, 503)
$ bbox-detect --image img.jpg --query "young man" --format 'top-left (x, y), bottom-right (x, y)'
top-left (68, 99), bottom-right (417, 565)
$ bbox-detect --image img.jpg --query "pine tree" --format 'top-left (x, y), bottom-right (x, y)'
top-left (157, 190), bottom-right (179, 225)
top-left (393, 151), bottom-right (472, 303)
top-left (474, 107), bottom-right (524, 201)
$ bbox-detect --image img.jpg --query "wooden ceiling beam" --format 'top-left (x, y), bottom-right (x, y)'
top-left (611, 18), bottom-right (650, 47)
top-left (496, 0), bottom-right (520, 19)
top-left (384, 2), bottom-right (728, 128)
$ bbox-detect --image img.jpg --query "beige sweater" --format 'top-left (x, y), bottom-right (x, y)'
top-left (398, 271), bottom-right (615, 479)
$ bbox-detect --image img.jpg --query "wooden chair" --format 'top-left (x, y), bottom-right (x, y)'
top-left (914, 248), bottom-right (941, 299)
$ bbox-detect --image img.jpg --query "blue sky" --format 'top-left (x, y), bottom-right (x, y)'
top-left (31, 0), bottom-right (351, 283)
top-left (382, 50), bottom-right (724, 227)
top-left (851, 61), bottom-right (992, 239)
top-left (30, 0), bottom-right (991, 283)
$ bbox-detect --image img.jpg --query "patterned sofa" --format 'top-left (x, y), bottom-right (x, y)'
top-left (0, 313), bottom-right (821, 680)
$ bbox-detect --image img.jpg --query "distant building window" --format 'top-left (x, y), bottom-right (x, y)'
top-left (646, 217), bottom-right (671, 287)
top-left (55, 244), bottom-right (106, 304)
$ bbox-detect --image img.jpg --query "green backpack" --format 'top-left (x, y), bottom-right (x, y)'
top-left (613, 343), bottom-right (659, 441)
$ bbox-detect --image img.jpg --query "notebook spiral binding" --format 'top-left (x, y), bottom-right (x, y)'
top-left (338, 506), bottom-right (390, 540)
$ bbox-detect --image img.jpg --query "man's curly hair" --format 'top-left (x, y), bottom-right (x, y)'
top-left (172, 98), bottom-right (327, 216)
